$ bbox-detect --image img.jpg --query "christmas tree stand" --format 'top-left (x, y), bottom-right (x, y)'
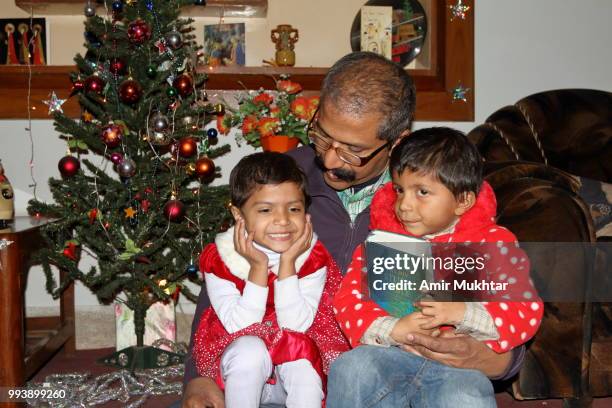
top-left (98, 345), bottom-right (184, 371)
top-left (99, 304), bottom-right (184, 371)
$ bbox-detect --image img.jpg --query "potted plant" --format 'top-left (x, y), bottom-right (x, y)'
top-left (218, 78), bottom-right (319, 153)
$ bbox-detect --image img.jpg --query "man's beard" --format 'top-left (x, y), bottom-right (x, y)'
top-left (314, 154), bottom-right (356, 182)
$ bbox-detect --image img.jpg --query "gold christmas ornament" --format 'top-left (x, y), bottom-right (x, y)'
top-left (151, 131), bottom-right (171, 146)
top-left (185, 162), bottom-right (196, 175)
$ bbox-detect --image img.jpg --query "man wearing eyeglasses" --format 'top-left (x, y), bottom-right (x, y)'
top-left (181, 52), bottom-right (523, 408)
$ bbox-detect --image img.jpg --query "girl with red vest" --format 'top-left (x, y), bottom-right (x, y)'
top-left (193, 152), bottom-right (349, 408)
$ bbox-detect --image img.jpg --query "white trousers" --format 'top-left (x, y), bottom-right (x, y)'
top-left (220, 336), bottom-right (324, 408)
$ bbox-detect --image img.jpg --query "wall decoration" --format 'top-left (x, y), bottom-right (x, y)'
top-left (204, 23), bottom-right (245, 67)
top-left (351, 0), bottom-right (427, 68)
top-left (360, 6), bottom-right (393, 59)
top-left (270, 24), bottom-right (299, 66)
top-left (449, 0), bottom-right (470, 20)
top-left (451, 83), bottom-right (470, 102)
top-left (0, 18), bottom-right (47, 65)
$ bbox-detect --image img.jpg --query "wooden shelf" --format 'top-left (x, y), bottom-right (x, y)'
top-left (2, 0), bottom-right (473, 121)
top-left (16, 0), bottom-right (267, 17)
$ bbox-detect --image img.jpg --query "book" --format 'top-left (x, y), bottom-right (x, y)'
top-left (364, 229), bottom-right (432, 317)
top-left (360, 6), bottom-right (393, 59)
top-left (204, 23), bottom-right (245, 67)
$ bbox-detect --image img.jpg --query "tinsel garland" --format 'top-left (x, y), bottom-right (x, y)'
top-left (27, 340), bottom-right (188, 407)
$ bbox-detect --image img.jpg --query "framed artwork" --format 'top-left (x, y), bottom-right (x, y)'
top-left (204, 23), bottom-right (246, 67)
top-left (0, 18), bottom-right (47, 65)
top-left (352, 0), bottom-right (429, 69)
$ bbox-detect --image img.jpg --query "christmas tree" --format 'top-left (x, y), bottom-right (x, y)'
top-left (28, 0), bottom-right (231, 367)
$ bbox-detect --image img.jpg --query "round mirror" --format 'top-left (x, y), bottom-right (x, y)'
top-left (351, 0), bottom-right (427, 67)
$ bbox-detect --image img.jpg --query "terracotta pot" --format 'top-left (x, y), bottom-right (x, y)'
top-left (261, 135), bottom-right (300, 153)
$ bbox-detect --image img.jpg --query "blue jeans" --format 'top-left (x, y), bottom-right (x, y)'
top-left (327, 345), bottom-right (496, 408)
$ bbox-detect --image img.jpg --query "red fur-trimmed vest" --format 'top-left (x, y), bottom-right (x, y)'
top-left (193, 237), bottom-right (349, 390)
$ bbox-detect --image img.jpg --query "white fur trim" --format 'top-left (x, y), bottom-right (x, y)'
top-left (215, 226), bottom-right (319, 281)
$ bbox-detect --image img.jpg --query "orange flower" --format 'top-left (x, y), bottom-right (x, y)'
top-left (277, 80), bottom-right (302, 94)
top-left (241, 115), bottom-right (258, 135)
top-left (253, 92), bottom-right (274, 106)
top-left (269, 106), bottom-right (281, 118)
top-left (307, 96), bottom-right (320, 119)
top-left (217, 115), bottom-right (230, 135)
top-left (257, 117), bottom-right (280, 137)
top-left (290, 97), bottom-right (311, 120)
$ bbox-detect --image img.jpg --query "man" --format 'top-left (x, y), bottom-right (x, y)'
top-left (181, 52), bottom-right (522, 408)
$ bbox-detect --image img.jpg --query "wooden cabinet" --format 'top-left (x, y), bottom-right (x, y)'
top-left (15, 0), bottom-right (268, 17)
top-left (1, 0), bottom-right (473, 121)
top-left (0, 216), bottom-right (75, 405)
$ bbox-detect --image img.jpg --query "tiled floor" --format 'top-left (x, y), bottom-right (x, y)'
top-left (30, 348), bottom-right (612, 408)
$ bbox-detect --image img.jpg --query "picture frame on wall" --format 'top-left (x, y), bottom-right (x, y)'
top-left (204, 23), bottom-right (246, 67)
top-left (0, 18), bottom-right (48, 65)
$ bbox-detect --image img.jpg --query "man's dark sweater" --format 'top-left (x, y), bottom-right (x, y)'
top-left (182, 146), bottom-right (524, 385)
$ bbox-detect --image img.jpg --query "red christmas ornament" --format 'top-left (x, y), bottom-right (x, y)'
top-left (172, 74), bottom-right (193, 97)
top-left (58, 155), bottom-right (80, 178)
top-left (163, 199), bottom-right (185, 222)
top-left (171, 286), bottom-right (181, 302)
top-left (195, 157), bottom-right (215, 179)
top-left (110, 151), bottom-right (124, 165)
top-left (85, 75), bottom-right (105, 94)
top-left (62, 242), bottom-right (78, 261)
top-left (127, 19), bottom-right (151, 45)
top-left (141, 199), bottom-right (151, 213)
top-left (119, 78), bottom-right (143, 104)
top-left (101, 124), bottom-right (123, 148)
top-left (71, 79), bottom-right (85, 95)
top-left (178, 137), bottom-right (198, 158)
top-left (109, 58), bottom-right (127, 75)
top-left (88, 208), bottom-right (98, 224)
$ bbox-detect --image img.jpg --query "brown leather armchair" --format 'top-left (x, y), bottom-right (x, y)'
top-left (468, 89), bottom-right (612, 407)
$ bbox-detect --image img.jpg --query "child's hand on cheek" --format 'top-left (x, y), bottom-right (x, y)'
top-left (279, 215), bottom-right (313, 279)
top-left (234, 218), bottom-right (269, 286)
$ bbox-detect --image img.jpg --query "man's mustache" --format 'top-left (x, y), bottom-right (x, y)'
top-left (314, 155), bottom-right (356, 182)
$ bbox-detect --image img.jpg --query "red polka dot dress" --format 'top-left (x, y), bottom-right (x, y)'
top-left (334, 182), bottom-right (544, 353)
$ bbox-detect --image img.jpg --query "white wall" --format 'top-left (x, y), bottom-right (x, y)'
top-left (1, 0), bottom-right (612, 313)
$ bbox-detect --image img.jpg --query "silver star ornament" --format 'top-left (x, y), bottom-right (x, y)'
top-left (43, 91), bottom-right (67, 115)
top-left (449, 0), bottom-right (470, 21)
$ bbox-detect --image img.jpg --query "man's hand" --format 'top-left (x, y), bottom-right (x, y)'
top-left (401, 330), bottom-right (512, 378)
top-left (390, 312), bottom-right (434, 344)
top-left (182, 377), bottom-right (225, 408)
top-left (416, 300), bottom-right (466, 328)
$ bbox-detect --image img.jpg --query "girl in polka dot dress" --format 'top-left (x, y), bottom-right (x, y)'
top-left (192, 153), bottom-right (349, 408)
top-left (334, 128), bottom-right (543, 356)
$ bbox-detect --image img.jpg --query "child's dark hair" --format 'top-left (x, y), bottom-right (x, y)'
top-left (229, 152), bottom-right (310, 208)
top-left (390, 127), bottom-right (483, 197)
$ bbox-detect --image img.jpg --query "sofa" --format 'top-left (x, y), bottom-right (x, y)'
top-left (468, 89), bottom-right (612, 407)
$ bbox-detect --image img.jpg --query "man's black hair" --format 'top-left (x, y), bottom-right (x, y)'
top-left (320, 51), bottom-right (416, 143)
top-left (229, 152), bottom-right (310, 208)
top-left (390, 127), bottom-right (484, 197)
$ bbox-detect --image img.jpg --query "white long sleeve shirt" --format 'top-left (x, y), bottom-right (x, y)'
top-left (205, 227), bottom-right (326, 334)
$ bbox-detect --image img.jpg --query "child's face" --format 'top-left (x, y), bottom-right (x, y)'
top-left (392, 170), bottom-right (474, 237)
top-left (232, 182), bottom-right (307, 253)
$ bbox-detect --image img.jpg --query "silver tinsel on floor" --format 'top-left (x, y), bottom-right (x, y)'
top-left (27, 340), bottom-right (188, 407)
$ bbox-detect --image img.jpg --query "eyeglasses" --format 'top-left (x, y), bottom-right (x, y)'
top-left (307, 113), bottom-right (390, 167)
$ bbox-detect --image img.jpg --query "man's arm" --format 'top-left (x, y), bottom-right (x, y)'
top-left (182, 377), bottom-right (225, 408)
top-left (183, 278), bottom-right (209, 386)
top-left (181, 281), bottom-right (225, 408)
top-left (401, 331), bottom-right (521, 379)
